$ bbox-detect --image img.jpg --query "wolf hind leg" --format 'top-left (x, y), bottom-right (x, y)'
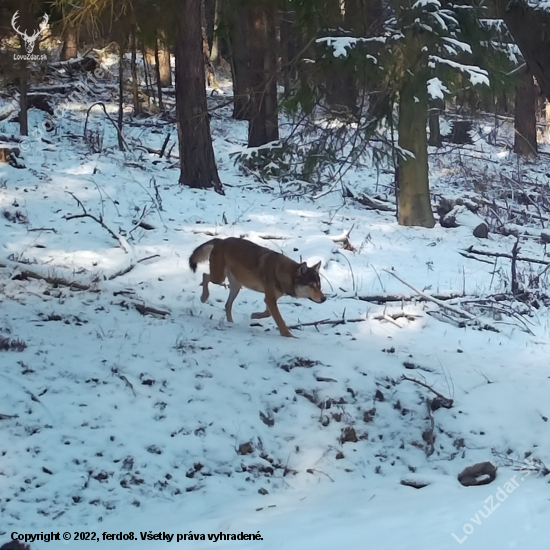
top-left (224, 274), bottom-right (241, 323)
top-left (251, 309), bottom-right (271, 319)
top-left (200, 273), bottom-right (210, 302)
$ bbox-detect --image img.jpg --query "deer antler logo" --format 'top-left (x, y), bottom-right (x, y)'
top-left (12, 11), bottom-right (49, 55)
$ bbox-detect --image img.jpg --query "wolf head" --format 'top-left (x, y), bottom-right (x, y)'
top-left (295, 261), bottom-right (326, 303)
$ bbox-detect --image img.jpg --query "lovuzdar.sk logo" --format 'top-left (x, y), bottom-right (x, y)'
top-left (12, 11), bottom-right (48, 61)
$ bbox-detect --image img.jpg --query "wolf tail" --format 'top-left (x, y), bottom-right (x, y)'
top-left (189, 238), bottom-right (221, 272)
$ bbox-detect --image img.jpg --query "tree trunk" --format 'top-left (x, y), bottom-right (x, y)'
top-left (428, 100), bottom-right (443, 148)
top-left (325, 0), bottom-right (357, 116)
top-left (15, 0), bottom-right (33, 136)
top-left (154, 38), bottom-right (165, 111)
top-left (229, 9), bottom-right (251, 119)
top-left (130, 29), bottom-right (141, 116)
top-left (491, 0), bottom-right (550, 103)
top-left (248, 3), bottom-right (279, 147)
top-left (397, 77), bottom-right (435, 228)
top-left (345, 0), bottom-right (384, 36)
top-left (158, 30), bottom-right (172, 87)
top-left (61, 26), bottom-right (78, 61)
top-left (279, 10), bottom-right (296, 96)
top-left (175, 0), bottom-right (223, 193)
top-left (210, 0), bottom-right (221, 64)
top-left (18, 59), bottom-right (28, 137)
top-left (514, 67), bottom-right (537, 157)
top-left (118, 41), bottom-right (125, 151)
top-left (201, 0), bottom-right (219, 89)
top-left (142, 43), bottom-right (155, 109)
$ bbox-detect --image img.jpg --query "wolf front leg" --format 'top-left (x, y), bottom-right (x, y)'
top-left (264, 294), bottom-right (293, 338)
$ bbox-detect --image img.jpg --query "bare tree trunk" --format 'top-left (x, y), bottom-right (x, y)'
top-left (158, 30), bottom-right (172, 87)
top-left (492, 0), bottom-right (550, 103)
top-left (18, 60), bottom-right (28, 137)
top-left (514, 67), bottom-right (537, 157)
top-left (210, 0), bottom-right (221, 64)
top-left (175, 0), bottom-right (223, 192)
top-left (61, 25), bottom-right (78, 61)
top-left (130, 29), bottom-right (141, 116)
top-left (279, 10), bottom-right (295, 96)
top-left (325, 0), bottom-right (357, 116)
top-left (345, 0), bottom-right (384, 35)
top-left (228, 10), bottom-right (251, 119)
top-left (154, 38), bottom-right (165, 111)
top-left (428, 100), bottom-right (443, 148)
top-left (248, 3), bottom-right (279, 147)
top-left (142, 43), bottom-right (155, 109)
top-left (201, 0), bottom-right (219, 89)
top-left (15, 0), bottom-right (32, 136)
top-left (397, 79), bottom-right (434, 228)
top-left (118, 41), bottom-right (125, 151)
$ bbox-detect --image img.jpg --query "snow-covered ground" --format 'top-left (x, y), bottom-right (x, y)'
top-left (2, 70), bottom-right (550, 549)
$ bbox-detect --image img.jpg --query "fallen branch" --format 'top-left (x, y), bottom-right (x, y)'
top-left (0, 258), bottom-right (91, 290)
top-left (463, 246), bottom-right (550, 266)
top-left (28, 227), bottom-right (58, 233)
top-left (159, 133), bottom-right (171, 158)
top-left (374, 311), bottom-right (421, 326)
top-left (356, 194), bottom-right (395, 212)
top-left (384, 270), bottom-right (501, 333)
top-left (329, 224), bottom-right (356, 251)
top-left (401, 375), bottom-right (453, 409)
top-left (65, 192), bottom-right (132, 254)
top-left (134, 303), bottom-right (170, 317)
top-left (137, 254), bottom-right (160, 263)
top-left (287, 316), bottom-right (365, 330)
top-left (458, 252), bottom-right (494, 265)
top-left (107, 264), bottom-right (136, 281)
top-left (353, 293), bottom-right (464, 303)
top-left (113, 298), bottom-right (170, 318)
top-left (384, 270), bottom-right (475, 321)
top-left (64, 192), bottom-right (136, 279)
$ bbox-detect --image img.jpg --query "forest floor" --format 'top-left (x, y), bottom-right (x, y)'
top-left (2, 56), bottom-right (550, 549)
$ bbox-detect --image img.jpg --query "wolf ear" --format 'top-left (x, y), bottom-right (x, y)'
top-left (313, 261), bottom-right (321, 273)
top-left (298, 262), bottom-right (308, 275)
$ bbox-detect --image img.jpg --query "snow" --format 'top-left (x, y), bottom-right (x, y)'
top-left (428, 56), bottom-right (490, 86)
top-left (2, 58), bottom-right (550, 550)
top-left (427, 77), bottom-right (449, 99)
top-left (412, 0), bottom-right (442, 9)
top-left (442, 37), bottom-right (472, 54)
top-left (316, 36), bottom-right (387, 58)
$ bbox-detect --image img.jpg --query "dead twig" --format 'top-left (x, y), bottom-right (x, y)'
top-left (463, 246), bottom-right (550, 266)
top-left (329, 224), bottom-right (356, 251)
top-left (83, 102), bottom-right (131, 153)
top-left (0, 259), bottom-right (91, 290)
top-left (133, 303), bottom-right (170, 317)
top-left (401, 375), bottom-right (453, 408)
top-left (353, 293), bottom-right (463, 304)
top-left (287, 316), bottom-right (365, 330)
top-left (424, 399), bottom-right (435, 457)
top-left (0, 413), bottom-right (19, 420)
top-left (383, 270), bottom-right (476, 322)
top-left (64, 192), bottom-right (132, 255)
top-left (511, 239), bottom-right (520, 296)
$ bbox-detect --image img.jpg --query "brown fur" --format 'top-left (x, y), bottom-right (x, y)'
top-left (189, 237), bottom-right (326, 337)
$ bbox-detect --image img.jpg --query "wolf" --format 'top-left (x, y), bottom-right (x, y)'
top-left (189, 237), bottom-right (326, 337)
